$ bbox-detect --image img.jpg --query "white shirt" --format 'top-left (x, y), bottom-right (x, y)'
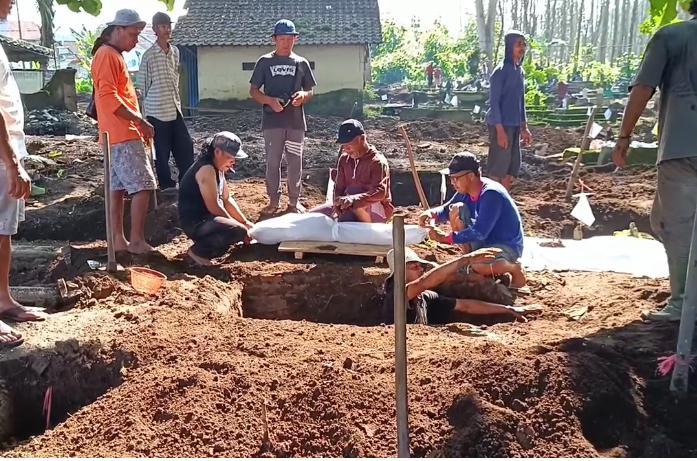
top-left (0, 43), bottom-right (27, 160)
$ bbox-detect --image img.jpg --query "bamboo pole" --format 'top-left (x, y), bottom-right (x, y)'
top-left (399, 126), bottom-right (430, 211)
top-left (102, 132), bottom-right (117, 272)
top-left (565, 106), bottom-right (598, 201)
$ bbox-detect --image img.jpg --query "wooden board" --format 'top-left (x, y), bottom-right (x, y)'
top-left (278, 241), bottom-right (391, 263)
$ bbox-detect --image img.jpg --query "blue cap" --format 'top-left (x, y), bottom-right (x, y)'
top-left (273, 19), bottom-right (299, 36)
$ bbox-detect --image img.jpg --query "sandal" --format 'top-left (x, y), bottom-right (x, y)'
top-left (0, 305), bottom-right (48, 323)
top-left (0, 320), bottom-right (24, 349)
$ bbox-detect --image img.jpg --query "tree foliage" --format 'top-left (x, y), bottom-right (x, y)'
top-left (56, 0), bottom-right (174, 15)
top-left (641, 0), bottom-right (692, 33)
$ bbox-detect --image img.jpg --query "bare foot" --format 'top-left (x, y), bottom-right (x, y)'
top-left (187, 248), bottom-right (213, 266)
top-left (113, 237), bottom-right (129, 253)
top-left (0, 300), bottom-right (48, 322)
top-left (0, 320), bottom-right (22, 348)
top-left (127, 241), bottom-right (155, 255)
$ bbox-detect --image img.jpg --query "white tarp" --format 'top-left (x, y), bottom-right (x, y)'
top-left (521, 236), bottom-right (668, 278)
top-left (250, 213), bottom-right (428, 246)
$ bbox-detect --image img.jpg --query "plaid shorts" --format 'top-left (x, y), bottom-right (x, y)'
top-left (0, 159), bottom-right (26, 236)
top-left (110, 139), bottom-right (157, 194)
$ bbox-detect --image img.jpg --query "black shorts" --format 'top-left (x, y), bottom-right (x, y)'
top-left (417, 290), bottom-right (456, 324)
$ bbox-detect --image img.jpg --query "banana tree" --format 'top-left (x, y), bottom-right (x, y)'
top-left (56, 0), bottom-right (174, 15)
top-left (642, 0), bottom-right (692, 33)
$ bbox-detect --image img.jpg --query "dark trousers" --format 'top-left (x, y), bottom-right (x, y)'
top-left (188, 216), bottom-right (247, 260)
top-left (148, 112), bottom-right (194, 189)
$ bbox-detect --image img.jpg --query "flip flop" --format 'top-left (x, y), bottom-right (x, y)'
top-left (261, 203), bottom-right (281, 214)
top-left (0, 306), bottom-right (48, 323)
top-left (0, 321), bottom-right (24, 349)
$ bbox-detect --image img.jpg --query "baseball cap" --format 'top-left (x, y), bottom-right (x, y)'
top-left (152, 12), bottom-right (172, 26)
top-left (107, 9), bottom-right (146, 29)
top-left (440, 152), bottom-right (481, 177)
top-left (336, 119), bottom-right (365, 144)
top-left (273, 19), bottom-right (299, 36)
top-left (209, 131), bottom-right (248, 159)
top-left (386, 247), bottom-right (437, 277)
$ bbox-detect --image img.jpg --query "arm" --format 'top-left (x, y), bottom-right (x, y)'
top-left (95, 52), bottom-right (153, 138)
top-left (613, 32), bottom-right (666, 167)
top-left (349, 160), bottom-right (389, 207)
top-left (487, 69), bottom-right (503, 126)
top-left (405, 249), bottom-right (498, 300)
top-left (135, 50), bottom-right (149, 100)
top-left (291, 60), bottom-right (317, 107)
top-left (0, 111), bottom-right (30, 199)
top-left (195, 166), bottom-right (232, 219)
top-left (334, 156), bottom-right (347, 197)
top-left (418, 194), bottom-right (456, 227)
top-left (222, 182), bottom-right (253, 229)
top-left (520, 89), bottom-right (533, 145)
top-left (448, 192), bottom-right (503, 245)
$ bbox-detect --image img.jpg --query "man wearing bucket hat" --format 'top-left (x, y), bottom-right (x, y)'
top-left (249, 19), bottom-right (317, 214)
top-left (91, 9), bottom-right (158, 255)
top-left (417, 152), bottom-right (528, 292)
top-left (382, 247), bottom-right (538, 325)
top-left (137, 12), bottom-right (194, 191)
top-left (178, 132), bottom-right (254, 266)
top-left (310, 119), bottom-right (394, 222)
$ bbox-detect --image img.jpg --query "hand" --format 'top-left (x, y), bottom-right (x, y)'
top-left (336, 196), bottom-right (354, 210)
top-left (138, 118), bottom-right (155, 139)
top-left (496, 126), bottom-right (509, 150)
top-left (428, 227), bottom-right (448, 243)
top-left (6, 161), bottom-right (31, 199)
top-left (267, 98), bottom-right (285, 113)
top-left (291, 91), bottom-right (308, 107)
top-left (418, 211), bottom-right (433, 228)
top-left (448, 203), bottom-right (463, 224)
top-left (612, 137), bottom-right (631, 168)
top-left (521, 128), bottom-right (533, 146)
top-left (243, 220), bottom-right (254, 230)
top-left (465, 247), bottom-right (503, 264)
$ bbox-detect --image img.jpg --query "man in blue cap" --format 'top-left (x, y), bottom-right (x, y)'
top-left (250, 19), bottom-right (317, 214)
top-left (418, 152), bottom-right (528, 291)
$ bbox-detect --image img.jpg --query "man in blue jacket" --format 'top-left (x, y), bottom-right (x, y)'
top-left (419, 152), bottom-right (528, 291)
top-left (486, 31), bottom-right (533, 190)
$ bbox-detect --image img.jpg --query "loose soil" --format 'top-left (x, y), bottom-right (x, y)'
top-left (1, 114), bottom-right (695, 457)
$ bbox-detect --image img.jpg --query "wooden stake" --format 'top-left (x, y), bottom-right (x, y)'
top-left (150, 139), bottom-right (158, 209)
top-left (102, 132), bottom-right (117, 272)
top-left (565, 106), bottom-right (598, 202)
top-left (392, 214), bottom-right (410, 457)
top-left (399, 125), bottom-right (430, 211)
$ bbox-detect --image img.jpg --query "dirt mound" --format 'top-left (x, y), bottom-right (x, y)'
top-left (24, 109), bottom-right (97, 137)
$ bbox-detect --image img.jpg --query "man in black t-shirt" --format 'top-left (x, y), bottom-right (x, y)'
top-left (250, 19), bottom-right (317, 214)
top-left (383, 247), bottom-right (540, 325)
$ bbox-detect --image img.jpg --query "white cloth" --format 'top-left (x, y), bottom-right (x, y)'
top-left (521, 236), bottom-right (669, 278)
top-left (0, 44), bottom-right (27, 160)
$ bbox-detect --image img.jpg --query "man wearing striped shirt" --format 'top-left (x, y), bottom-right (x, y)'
top-left (137, 12), bottom-right (193, 191)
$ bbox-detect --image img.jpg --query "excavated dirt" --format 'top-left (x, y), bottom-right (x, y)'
top-left (1, 115), bottom-right (696, 457)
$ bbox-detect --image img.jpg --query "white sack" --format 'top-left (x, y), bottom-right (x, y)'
top-left (249, 213), bottom-right (335, 244)
top-left (334, 222), bottom-right (428, 246)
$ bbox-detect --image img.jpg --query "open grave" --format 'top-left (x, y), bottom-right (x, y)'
top-left (1, 116), bottom-right (696, 457)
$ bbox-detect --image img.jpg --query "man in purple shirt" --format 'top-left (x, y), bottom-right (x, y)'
top-left (486, 31), bottom-right (533, 190)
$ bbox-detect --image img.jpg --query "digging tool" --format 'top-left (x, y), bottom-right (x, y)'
top-left (565, 106), bottom-right (598, 202)
top-left (392, 214), bottom-right (410, 457)
top-left (102, 132), bottom-right (117, 273)
top-left (399, 125), bottom-right (430, 211)
top-left (670, 206), bottom-right (697, 397)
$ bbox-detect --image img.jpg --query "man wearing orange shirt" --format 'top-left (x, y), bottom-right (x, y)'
top-left (91, 10), bottom-right (157, 254)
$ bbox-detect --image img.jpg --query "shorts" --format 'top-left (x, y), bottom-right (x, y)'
top-left (418, 290), bottom-right (457, 324)
top-left (0, 159), bottom-right (26, 236)
top-left (110, 139), bottom-right (157, 195)
top-left (487, 125), bottom-right (521, 178)
top-left (471, 241), bottom-right (519, 263)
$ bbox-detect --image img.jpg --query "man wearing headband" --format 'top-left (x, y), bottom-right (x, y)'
top-left (178, 132), bottom-right (254, 266)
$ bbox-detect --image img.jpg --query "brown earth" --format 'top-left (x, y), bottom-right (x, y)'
top-left (1, 114), bottom-right (695, 458)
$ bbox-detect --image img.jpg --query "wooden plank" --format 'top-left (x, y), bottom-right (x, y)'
top-left (279, 241), bottom-right (391, 259)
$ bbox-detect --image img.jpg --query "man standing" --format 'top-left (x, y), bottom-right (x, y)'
top-left (137, 12), bottom-right (193, 191)
top-left (249, 19), bottom-right (317, 214)
top-left (92, 9), bottom-right (157, 254)
top-left (310, 119), bottom-right (394, 223)
top-left (613, 2), bottom-right (697, 322)
top-left (486, 31), bottom-right (533, 190)
top-left (0, 0), bottom-right (46, 348)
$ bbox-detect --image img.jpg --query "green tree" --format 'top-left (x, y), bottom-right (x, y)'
top-left (641, 0), bottom-right (692, 34)
top-left (56, 0), bottom-right (173, 14)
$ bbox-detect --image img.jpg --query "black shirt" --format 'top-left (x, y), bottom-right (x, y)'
top-left (178, 158), bottom-right (221, 235)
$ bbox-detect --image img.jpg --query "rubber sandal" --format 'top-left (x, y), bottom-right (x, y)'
top-left (509, 285), bottom-right (532, 295)
top-left (0, 306), bottom-right (48, 322)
